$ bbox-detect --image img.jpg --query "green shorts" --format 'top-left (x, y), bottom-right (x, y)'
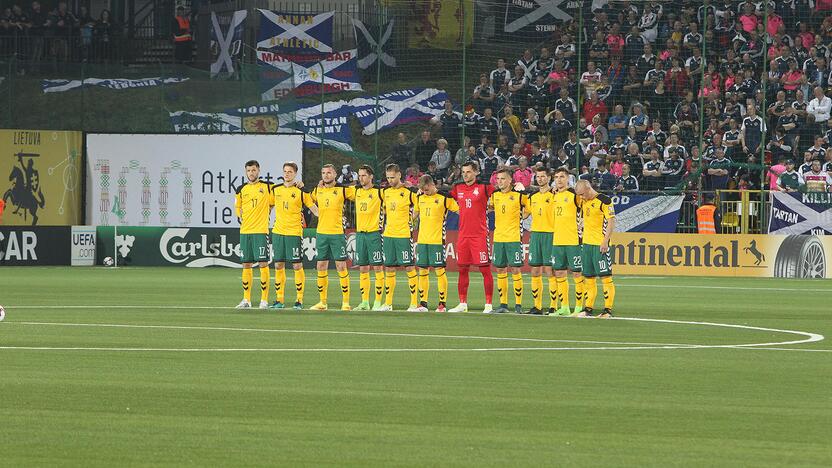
top-left (551, 245), bottom-right (583, 272)
top-left (416, 243), bottom-right (445, 268)
top-left (317, 233), bottom-right (347, 261)
top-left (383, 236), bottom-right (414, 266)
top-left (581, 243), bottom-right (613, 277)
top-left (239, 233), bottom-right (270, 263)
top-left (492, 241), bottom-right (523, 268)
top-left (272, 233), bottom-right (302, 263)
top-left (528, 232), bottom-right (553, 266)
top-left (355, 231), bottom-right (384, 266)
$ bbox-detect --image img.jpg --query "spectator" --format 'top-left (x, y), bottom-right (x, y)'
top-left (77, 6), bottom-right (95, 62)
top-left (413, 130), bottom-right (435, 171)
top-left (582, 91), bottom-right (609, 124)
top-left (776, 159), bottom-right (805, 191)
top-left (52, 1), bottom-right (76, 63)
top-left (430, 138), bottom-right (452, 174)
top-left (172, 5), bottom-right (192, 63)
top-left (478, 107), bottom-right (500, 142)
top-left (337, 165), bottom-right (357, 185)
top-left (662, 149), bottom-right (686, 187)
top-left (741, 105), bottom-right (766, 157)
top-left (769, 157), bottom-right (788, 190)
top-left (495, 134), bottom-right (511, 161)
top-left (457, 143), bottom-right (476, 166)
top-left (529, 142), bottom-right (547, 167)
top-left (401, 165), bottom-right (420, 187)
top-left (472, 74), bottom-right (495, 114)
top-left (616, 163), bottom-right (640, 193)
top-left (390, 132), bottom-right (413, 169)
top-left (94, 9), bottom-right (117, 63)
top-left (479, 145), bottom-right (501, 181)
top-left (432, 101), bottom-right (462, 152)
top-left (696, 194), bottom-right (721, 234)
top-left (609, 149), bottom-right (625, 177)
top-left (807, 86), bottom-right (832, 135)
top-left (521, 108), bottom-right (540, 144)
top-left (803, 159), bottom-right (832, 191)
top-left (707, 149), bottom-right (732, 190)
top-left (642, 149), bottom-right (664, 190)
top-left (593, 161), bottom-right (618, 191)
top-left (513, 157), bottom-right (533, 187)
top-left (500, 105), bottom-right (521, 143)
top-left (553, 87), bottom-right (577, 122)
top-left (580, 61), bottom-right (603, 96)
top-left (490, 58), bottom-right (511, 89)
top-left (426, 161), bottom-right (444, 186)
top-left (546, 109), bottom-right (572, 149)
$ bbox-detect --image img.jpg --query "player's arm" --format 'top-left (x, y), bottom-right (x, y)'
top-left (410, 192), bottom-right (420, 222)
top-left (234, 191), bottom-right (243, 219)
top-left (308, 188), bottom-right (320, 216)
top-left (302, 191), bottom-right (319, 217)
top-left (521, 193), bottom-right (532, 218)
top-left (345, 185), bottom-right (356, 201)
top-left (601, 198), bottom-right (616, 253)
top-left (445, 196), bottom-right (460, 213)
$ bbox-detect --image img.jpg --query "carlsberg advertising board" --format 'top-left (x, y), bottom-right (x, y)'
top-left (85, 133), bottom-right (303, 228)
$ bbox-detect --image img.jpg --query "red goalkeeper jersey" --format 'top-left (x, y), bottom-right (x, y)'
top-left (450, 182), bottom-right (495, 238)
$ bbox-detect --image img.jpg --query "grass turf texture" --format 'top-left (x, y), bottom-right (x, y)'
top-left (1, 267), bottom-right (831, 467)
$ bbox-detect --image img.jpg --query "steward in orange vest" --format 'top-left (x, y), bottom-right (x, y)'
top-left (172, 6), bottom-right (192, 63)
top-left (696, 195), bottom-right (721, 234)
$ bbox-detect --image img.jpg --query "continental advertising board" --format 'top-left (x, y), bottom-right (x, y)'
top-left (609, 233), bottom-right (831, 279)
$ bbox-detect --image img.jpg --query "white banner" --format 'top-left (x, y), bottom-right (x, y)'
top-left (71, 225), bottom-right (96, 266)
top-left (85, 134), bottom-right (304, 227)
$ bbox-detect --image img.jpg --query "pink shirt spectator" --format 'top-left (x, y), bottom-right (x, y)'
top-left (766, 15), bottom-right (783, 36)
top-left (513, 167), bottom-right (533, 187)
top-left (610, 160), bottom-right (624, 177)
top-left (489, 171), bottom-right (500, 187)
top-left (799, 32), bottom-right (815, 49)
top-left (782, 70), bottom-right (803, 91)
top-left (769, 163), bottom-right (786, 190)
top-left (406, 172), bottom-right (422, 186)
top-left (739, 14), bottom-right (758, 33)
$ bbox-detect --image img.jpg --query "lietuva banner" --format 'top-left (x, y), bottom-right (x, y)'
top-left (85, 134), bottom-right (303, 228)
top-left (0, 129), bottom-right (82, 226)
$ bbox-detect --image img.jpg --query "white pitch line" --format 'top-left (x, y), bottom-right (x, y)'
top-left (0, 316), bottom-right (823, 352)
top-left (6, 321), bottom-right (700, 347)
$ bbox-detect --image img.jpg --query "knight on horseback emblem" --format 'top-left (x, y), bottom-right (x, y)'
top-left (3, 152), bottom-right (46, 225)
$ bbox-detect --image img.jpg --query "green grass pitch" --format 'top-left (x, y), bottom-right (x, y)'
top-left (1, 267), bottom-right (831, 466)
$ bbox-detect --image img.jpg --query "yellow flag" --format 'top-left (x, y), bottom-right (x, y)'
top-left (408, 0), bottom-right (473, 50)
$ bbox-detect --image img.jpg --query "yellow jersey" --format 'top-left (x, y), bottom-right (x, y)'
top-left (382, 186), bottom-right (418, 238)
top-left (490, 190), bottom-right (530, 243)
top-left (581, 193), bottom-right (615, 245)
top-left (354, 186), bottom-right (384, 233)
top-left (235, 181), bottom-right (273, 234)
top-left (416, 193), bottom-right (459, 245)
top-left (271, 184), bottom-right (314, 237)
top-left (310, 185), bottom-right (356, 235)
top-left (552, 188), bottom-right (581, 246)
top-left (528, 190), bottom-right (556, 233)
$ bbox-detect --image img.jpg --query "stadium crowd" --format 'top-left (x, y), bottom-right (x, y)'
top-left (392, 0), bottom-right (832, 194)
top-left (0, 1), bottom-right (120, 68)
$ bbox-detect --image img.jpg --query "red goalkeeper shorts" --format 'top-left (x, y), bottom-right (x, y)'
top-left (456, 236), bottom-right (491, 266)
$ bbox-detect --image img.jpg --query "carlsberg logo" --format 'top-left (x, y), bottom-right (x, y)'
top-left (160, 228), bottom-right (242, 267)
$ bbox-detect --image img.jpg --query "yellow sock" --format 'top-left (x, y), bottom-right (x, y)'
top-left (548, 276), bottom-right (558, 309)
top-left (418, 269), bottom-right (430, 304)
top-left (317, 271), bottom-right (328, 304)
top-left (512, 273), bottom-right (523, 306)
top-left (436, 268), bottom-right (448, 304)
top-left (374, 271), bottom-right (384, 304)
top-left (242, 268), bottom-right (253, 302)
top-left (407, 270), bottom-right (418, 307)
top-left (360, 272), bottom-right (371, 302)
top-left (602, 276), bottom-right (616, 310)
top-left (584, 277), bottom-right (598, 310)
top-left (497, 273), bottom-right (508, 305)
top-left (531, 275), bottom-right (543, 310)
top-left (294, 268), bottom-right (305, 304)
top-left (557, 277), bottom-right (569, 309)
top-left (259, 266), bottom-right (270, 303)
top-left (574, 275), bottom-right (585, 309)
top-left (385, 271), bottom-right (396, 306)
top-left (338, 270), bottom-right (350, 305)
top-left (274, 266), bottom-right (285, 302)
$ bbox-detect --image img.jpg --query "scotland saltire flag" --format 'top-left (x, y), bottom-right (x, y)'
top-left (42, 77), bottom-right (189, 93)
top-left (351, 18), bottom-right (396, 69)
top-left (349, 88), bottom-right (448, 135)
top-left (768, 192), bottom-right (832, 235)
top-left (210, 10), bottom-right (247, 77)
top-left (257, 49), bottom-right (363, 100)
top-left (169, 101), bottom-right (355, 152)
top-left (257, 10), bottom-right (334, 53)
top-left (615, 195), bottom-right (684, 233)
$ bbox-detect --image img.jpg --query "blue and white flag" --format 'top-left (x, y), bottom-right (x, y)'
top-left (42, 77), bottom-right (189, 93)
top-left (348, 88), bottom-right (448, 135)
top-left (257, 10), bottom-right (334, 54)
top-left (169, 100), bottom-right (355, 152)
top-left (614, 194), bottom-right (684, 233)
top-left (210, 10), bottom-right (247, 77)
top-left (258, 49), bottom-right (363, 100)
top-left (768, 191), bottom-right (832, 235)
